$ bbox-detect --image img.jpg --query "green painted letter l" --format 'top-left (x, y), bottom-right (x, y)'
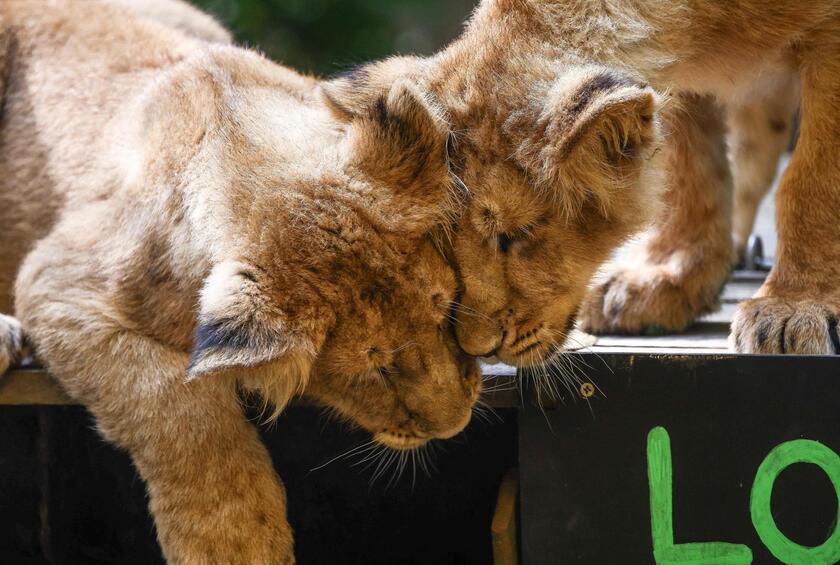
top-left (647, 426), bottom-right (753, 565)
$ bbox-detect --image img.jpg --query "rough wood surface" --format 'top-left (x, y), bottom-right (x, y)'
top-left (0, 364), bottom-right (522, 407)
top-left (0, 369), bottom-right (73, 405)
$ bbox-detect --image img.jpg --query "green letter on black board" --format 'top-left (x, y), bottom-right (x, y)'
top-left (647, 426), bottom-right (753, 565)
top-left (750, 439), bottom-right (840, 565)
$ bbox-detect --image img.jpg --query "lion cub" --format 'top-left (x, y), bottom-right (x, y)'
top-left (2, 2), bottom-right (475, 563)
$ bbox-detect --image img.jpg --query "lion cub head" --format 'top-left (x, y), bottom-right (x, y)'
top-left (182, 63), bottom-right (478, 450)
top-left (306, 240), bottom-right (479, 450)
top-left (325, 58), bottom-right (665, 367)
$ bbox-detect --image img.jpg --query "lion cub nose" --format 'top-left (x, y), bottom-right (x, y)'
top-left (455, 315), bottom-right (504, 357)
top-left (457, 325), bottom-right (503, 357)
top-left (474, 343), bottom-right (501, 358)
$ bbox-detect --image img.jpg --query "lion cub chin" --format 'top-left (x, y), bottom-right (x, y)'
top-left (4, 2), bottom-right (476, 563)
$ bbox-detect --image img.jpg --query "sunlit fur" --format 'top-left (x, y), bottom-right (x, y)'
top-left (1, 2), bottom-right (478, 563)
top-left (325, 56), bottom-right (666, 367)
top-left (327, 0), bottom-right (840, 359)
top-left (99, 0), bottom-right (233, 43)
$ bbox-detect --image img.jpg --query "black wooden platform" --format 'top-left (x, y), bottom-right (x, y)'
top-left (0, 403), bottom-right (519, 565)
top-left (519, 353), bottom-right (840, 565)
top-left (516, 272), bottom-right (840, 564)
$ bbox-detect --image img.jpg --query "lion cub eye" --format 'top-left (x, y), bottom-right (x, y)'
top-left (367, 346), bottom-right (389, 365)
top-left (431, 294), bottom-right (456, 334)
top-left (432, 292), bottom-right (454, 316)
top-left (497, 233), bottom-right (514, 252)
top-left (377, 365), bottom-right (398, 380)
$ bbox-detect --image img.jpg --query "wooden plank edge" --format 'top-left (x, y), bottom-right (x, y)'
top-left (0, 369), bottom-right (74, 405)
top-left (1, 365), bottom-right (522, 408)
top-left (583, 346), bottom-right (732, 354)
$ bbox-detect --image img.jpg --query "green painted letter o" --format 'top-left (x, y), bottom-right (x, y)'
top-left (750, 439), bottom-right (840, 565)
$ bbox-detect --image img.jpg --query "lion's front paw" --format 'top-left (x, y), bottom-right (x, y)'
top-left (579, 264), bottom-right (725, 335)
top-left (731, 297), bottom-right (840, 354)
top-left (0, 314), bottom-right (25, 374)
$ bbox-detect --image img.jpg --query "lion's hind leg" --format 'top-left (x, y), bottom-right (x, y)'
top-left (731, 30), bottom-right (840, 354)
top-left (728, 73), bottom-right (799, 264)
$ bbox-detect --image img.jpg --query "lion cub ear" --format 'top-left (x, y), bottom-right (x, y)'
top-left (320, 56), bottom-right (427, 121)
top-left (187, 262), bottom-right (324, 404)
top-left (507, 66), bottom-right (663, 218)
top-left (321, 58), bottom-right (453, 228)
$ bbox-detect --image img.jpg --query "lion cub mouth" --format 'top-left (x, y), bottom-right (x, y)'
top-left (374, 431), bottom-right (429, 450)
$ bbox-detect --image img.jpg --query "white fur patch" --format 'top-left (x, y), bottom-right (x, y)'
top-left (0, 314), bottom-right (24, 375)
top-left (198, 260), bottom-right (250, 316)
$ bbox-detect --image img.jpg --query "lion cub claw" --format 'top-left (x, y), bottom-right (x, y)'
top-left (731, 297), bottom-right (840, 354)
top-left (0, 314), bottom-right (24, 374)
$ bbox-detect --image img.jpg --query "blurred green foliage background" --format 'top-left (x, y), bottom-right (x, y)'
top-left (193, 0), bottom-right (477, 76)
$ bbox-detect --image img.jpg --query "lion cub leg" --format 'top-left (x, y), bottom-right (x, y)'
top-left (580, 94), bottom-right (734, 334)
top-left (15, 251), bottom-right (295, 563)
top-left (731, 40), bottom-right (840, 354)
top-left (729, 75), bottom-right (799, 263)
top-left (0, 313), bottom-right (24, 374)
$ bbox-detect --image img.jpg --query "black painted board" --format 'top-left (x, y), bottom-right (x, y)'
top-left (263, 406), bottom-right (518, 565)
top-left (42, 406), bottom-right (164, 565)
top-left (519, 354), bottom-right (840, 565)
top-left (0, 407), bottom-right (47, 565)
top-left (2, 404), bottom-right (516, 564)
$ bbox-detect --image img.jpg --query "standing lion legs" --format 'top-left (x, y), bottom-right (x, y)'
top-left (731, 32), bottom-right (840, 354)
top-left (728, 74), bottom-right (799, 265)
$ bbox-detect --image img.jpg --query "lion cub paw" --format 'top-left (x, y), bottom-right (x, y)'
top-left (0, 314), bottom-right (25, 374)
top-left (579, 265), bottom-right (724, 335)
top-left (731, 297), bottom-right (840, 354)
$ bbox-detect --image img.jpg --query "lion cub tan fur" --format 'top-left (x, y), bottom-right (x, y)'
top-left (324, 52), bottom-right (666, 367)
top-left (1, 1), bottom-right (478, 562)
top-left (326, 0), bottom-right (840, 360)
